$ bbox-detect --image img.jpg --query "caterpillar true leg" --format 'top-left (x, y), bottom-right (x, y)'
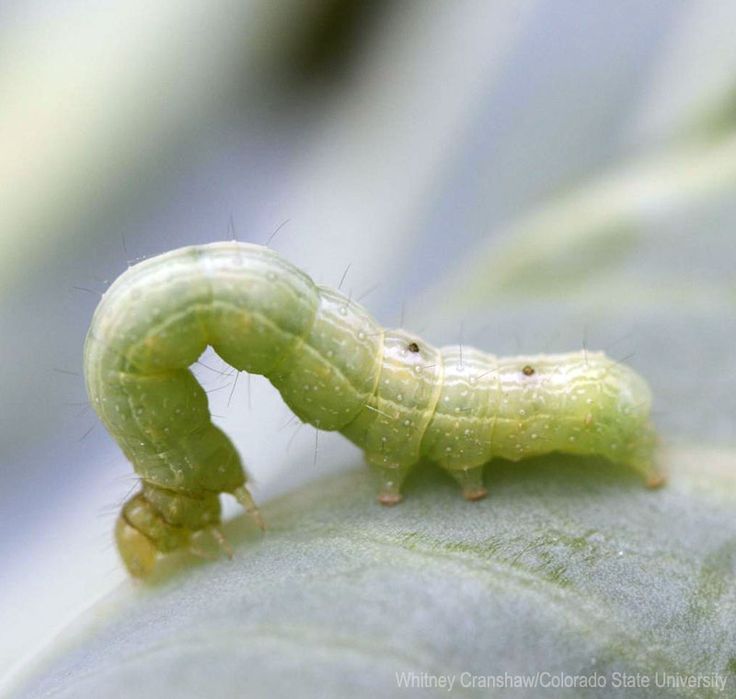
top-left (188, 544), bottom-right (217, 562)
top-left (85, 242), bottom-right (662, 578)
top-left (233, 485), bottom-right (265, 531)
top-left (208, 525), bottom-right (234, 559)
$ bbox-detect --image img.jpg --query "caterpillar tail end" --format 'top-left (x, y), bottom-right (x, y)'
top-left (115, 515), bottom-right (157, 579)
top-left (630, 457), bottom-right (666, 490)
top-left (632, 432), bottom-right (666, 490)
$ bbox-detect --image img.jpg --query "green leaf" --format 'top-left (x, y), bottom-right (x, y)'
top-left (8, 7), bottom-right (736, 698)
top-left (13, 449), bottom-right (736, 698)
top-left (13, 112), bottom-right (736, 699)
top-left (13, 102), bottom-right (736, 699)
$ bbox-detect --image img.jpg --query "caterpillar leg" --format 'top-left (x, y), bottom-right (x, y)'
top-left (443, 464), bottom-right (488, 501)
top-left (628, 460), bottom-right (666, 489)
top-left (189, 544), bottom-right (217, 562)
top-left (640, 460), bottom-right (666, 489)
top-left (375, 463), bottom-right (413, 505)
top-left (208, 525), bottom-right (233, 559)
top-left (233, 485), bottom-right (266, 530)
top-left (645, 472), bottom-right (666, 489)
top-left (623, 452), bottom-right (666, 489)
top-left (628, 429), bottom-right (665, 489)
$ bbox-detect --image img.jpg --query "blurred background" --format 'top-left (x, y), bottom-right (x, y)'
top-left (2, 0), bottom-right (736, 686)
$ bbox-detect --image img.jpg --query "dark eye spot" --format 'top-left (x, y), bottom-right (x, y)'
top-left (407, 342), bottom-right (420, 353)
top-left (522, 365), bottom-right (535, 376)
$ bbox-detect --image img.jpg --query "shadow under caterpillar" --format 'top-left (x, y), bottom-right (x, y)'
top-left (84, 242), bottom-right (663, 577)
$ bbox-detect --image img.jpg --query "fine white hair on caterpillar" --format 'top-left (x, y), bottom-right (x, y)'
top-left (84, 241), bottom-right (663, 578)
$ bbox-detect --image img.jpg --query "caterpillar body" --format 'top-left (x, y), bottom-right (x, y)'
top-left (84, 242), bottom-right (662, 577)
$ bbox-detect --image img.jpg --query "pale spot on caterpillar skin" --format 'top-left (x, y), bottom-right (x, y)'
top-left (84, 241), bottom-right (664, 578)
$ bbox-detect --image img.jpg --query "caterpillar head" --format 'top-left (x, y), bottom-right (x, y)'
top-left (115, 487), bottom-right (222, 578)
top-left (115, 509), bottom-right (170, 578)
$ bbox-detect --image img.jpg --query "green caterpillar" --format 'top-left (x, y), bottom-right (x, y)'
top-left (84, 241), bottom-right (663, 577)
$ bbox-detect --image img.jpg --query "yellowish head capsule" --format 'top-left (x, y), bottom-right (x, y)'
top-left (115, 516), bottom-right (157, 579)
